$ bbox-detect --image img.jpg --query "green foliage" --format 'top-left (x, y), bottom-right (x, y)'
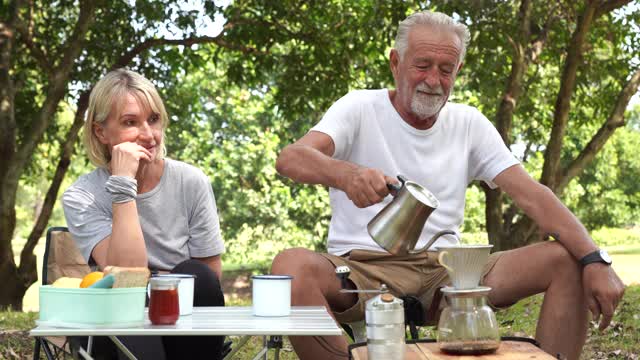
top-left (219, 0), bottom-right (413, 140)
top-left (461, 232), bottom-right (489, 245)
top-left (591, 227), bottom-right (640, 249)
top-left (563, 127), bottom-right (640, 229)
top-left (462, 184), bottom-right (486, 233)
top-left (461, 227), bottom-right (640, 250)
top-left (162, 65), bottom-right (331, 266)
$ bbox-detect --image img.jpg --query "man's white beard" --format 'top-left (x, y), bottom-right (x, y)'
top-left (410, 84), bottom-right (448, 119)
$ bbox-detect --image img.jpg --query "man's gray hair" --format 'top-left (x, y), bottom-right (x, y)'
top-left (394, 11), bottom-right (470, 63)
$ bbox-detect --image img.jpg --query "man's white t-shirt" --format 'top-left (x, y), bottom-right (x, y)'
top-left (311, 89), bottom-right (519, 255)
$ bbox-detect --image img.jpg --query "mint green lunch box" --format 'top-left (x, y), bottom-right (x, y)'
top-left (38, 286), bottom-right (147, 328)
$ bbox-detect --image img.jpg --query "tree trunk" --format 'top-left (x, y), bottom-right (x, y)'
top-left (16, 92), bottom-right (90, 293)
top-left (0, 1), bottom-right (22, 310)
top-left (484, 186), bottom-right (505, 250)
top-left (539, 2), bottom-right (597, 191)
top-left (508, 216), bottom-right (541, 249)
top-left (486, 0), bottom-right (532, 251)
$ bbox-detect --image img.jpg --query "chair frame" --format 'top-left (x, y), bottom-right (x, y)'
top-left (33, 226), bottom-right (75, 360)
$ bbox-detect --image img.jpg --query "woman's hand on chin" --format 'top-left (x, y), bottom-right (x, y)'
top-left (110, 142), bottom-right (152, 178)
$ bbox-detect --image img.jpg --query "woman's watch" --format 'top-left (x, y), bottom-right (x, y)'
top-left (579, 249), bottom-right (612, 267)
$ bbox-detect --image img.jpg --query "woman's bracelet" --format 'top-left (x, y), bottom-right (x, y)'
top-left (105, 175), bottom-right (138, 203)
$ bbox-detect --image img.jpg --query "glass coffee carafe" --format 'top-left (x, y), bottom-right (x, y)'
top-left (437, 286), bottom-right (500, 354)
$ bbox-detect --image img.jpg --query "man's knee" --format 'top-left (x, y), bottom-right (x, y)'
top-left (271, 248), bottom-right (335, 301)
top-left (271, 248), bottom-right (324, 276)
top-left (547, 241), bottom-right (580, 271)
top-left (538, 241), bottom-right (582, 288)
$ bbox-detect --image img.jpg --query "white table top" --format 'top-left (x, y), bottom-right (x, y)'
top-left (30, 306), bottom-right (342, 337)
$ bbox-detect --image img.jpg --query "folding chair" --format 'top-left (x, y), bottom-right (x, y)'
top-left (34, 226), bottom-right (92, 360)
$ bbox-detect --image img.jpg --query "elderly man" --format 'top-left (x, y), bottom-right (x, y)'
top-left (272, 10), bottom-right (624, 360)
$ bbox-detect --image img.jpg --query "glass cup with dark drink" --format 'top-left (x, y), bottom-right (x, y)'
top-left (149, 277), bottom-right (180, 325)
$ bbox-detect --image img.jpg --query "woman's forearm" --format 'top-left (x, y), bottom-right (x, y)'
top-left (108, 201), bottom-right (148, 267)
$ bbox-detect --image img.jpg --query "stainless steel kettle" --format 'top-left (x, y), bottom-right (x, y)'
top-left (367, 175), bottom-right (456, 255)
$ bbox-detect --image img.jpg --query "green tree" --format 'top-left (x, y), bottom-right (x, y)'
top-left (0, 0), bottom-right (415, 309)
top-left (434, 1), bottom-right (640, 249)
top-left (567, 126), bottom-right (640, 229)
top-left (162, 66), bottom-right (333, 265)
top-left (0, 0), bottom-right (263, 309)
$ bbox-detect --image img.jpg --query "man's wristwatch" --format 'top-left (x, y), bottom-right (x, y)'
top-left (579, 249), bottom-right (612, 267)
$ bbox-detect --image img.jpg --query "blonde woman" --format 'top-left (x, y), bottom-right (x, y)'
top-left (63, 69), bottom-right (226, 359)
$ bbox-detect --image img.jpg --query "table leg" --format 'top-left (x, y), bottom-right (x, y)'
top-left (77, 346), bottom-right (95, 360)
top-left (87, 336), bottom-right (93, 354)
top-left (262, 336), bottom-right (268, 360)
top-left (223, 335), bottom-right (252, 360)
top-left (251, 345), bottom-right (268, 360)
top-left (268, 336), bottom-right (282, 360)
top-left (38, 338), bottom-right (56, 360)
top-left (108, 336), bottom-right (138, 360)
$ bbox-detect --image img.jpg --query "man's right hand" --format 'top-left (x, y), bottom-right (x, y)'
top-left (110, 142), bottom-right (152, 178)
top-left (338, 166), bottom-right (399, 208)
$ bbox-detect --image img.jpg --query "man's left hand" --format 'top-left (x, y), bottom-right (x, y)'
top-left (582, 263), bottom-right (625, 330)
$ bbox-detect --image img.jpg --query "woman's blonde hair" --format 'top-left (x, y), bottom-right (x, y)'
top-left (83, 69), bottom-right (169, 168)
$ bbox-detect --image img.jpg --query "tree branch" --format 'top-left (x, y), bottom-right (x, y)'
top-left (112, 35), bottom-right (265, 70)
top-left (13, 18), bottom-right (50, 72)
top-left (555, 67), bottom-right (640, 194)
top-left (595, 0), bottom-right (632, 18)
top-left (495, 0), bottom-right (532, 146)
top-left (12, 0), bottom-right (50, 72)
top-left (539, 2), bottom-right (598, 190)
top-left (527, 6), bottom-right (559, 64)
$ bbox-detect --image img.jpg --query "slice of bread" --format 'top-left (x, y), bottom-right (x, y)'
top-left (103, 266), bottom-right (150, 288)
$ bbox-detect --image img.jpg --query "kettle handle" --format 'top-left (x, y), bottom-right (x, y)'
top-left (408, 230), bottom-right (457, 254)
top-left (386, 175), bottom-right (408, 194)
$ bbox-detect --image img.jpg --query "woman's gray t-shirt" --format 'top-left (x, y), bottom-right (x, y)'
top-left (62, 158), bottom-right (225, 271)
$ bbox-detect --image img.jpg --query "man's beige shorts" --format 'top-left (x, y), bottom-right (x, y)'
top-left (320, 249), bottom-right (504, 325)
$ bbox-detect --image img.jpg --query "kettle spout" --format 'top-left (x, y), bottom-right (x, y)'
top-left (408, 230), bottom-right (458, 255)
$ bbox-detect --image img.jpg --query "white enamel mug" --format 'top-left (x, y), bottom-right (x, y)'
top-left (252, 275), bottom-right (293, 317)
top-left (152, 274), bottom-right (195, 316)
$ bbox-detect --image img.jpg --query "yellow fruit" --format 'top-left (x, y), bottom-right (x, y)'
top-left (51, 277), bottom-right (82, 288)
top-left (80, 271), bottom-right (104, 288)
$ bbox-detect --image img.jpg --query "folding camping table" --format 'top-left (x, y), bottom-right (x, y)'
top-left (30, 306), bottom-right (342, 360)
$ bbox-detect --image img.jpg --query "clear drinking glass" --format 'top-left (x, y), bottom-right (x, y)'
top-left (437, 287), bottom-right (500, 355)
